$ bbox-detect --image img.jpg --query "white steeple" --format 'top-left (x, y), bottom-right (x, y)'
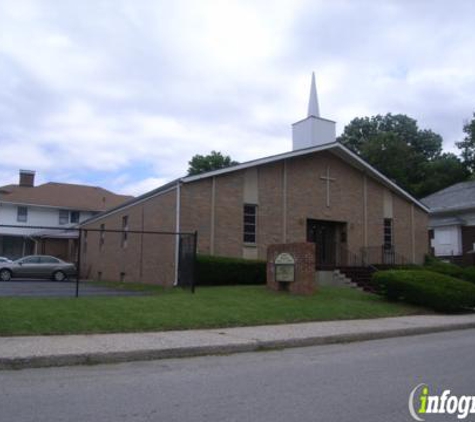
top-left (307, 71), bottom-right (320, 117)
top-left (292, 72), bottom-right (336, 151)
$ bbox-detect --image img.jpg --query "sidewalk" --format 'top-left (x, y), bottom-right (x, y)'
top-left (1, 314), bottom-right (475, 370)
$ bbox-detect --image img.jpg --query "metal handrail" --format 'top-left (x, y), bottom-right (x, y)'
top-left (336, 245), bottom-right (409, 267)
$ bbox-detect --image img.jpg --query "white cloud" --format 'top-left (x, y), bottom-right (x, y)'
top-left (0, 0), bottom-right (474, 196)
top-left (115, 177), bottom-right (169, 197)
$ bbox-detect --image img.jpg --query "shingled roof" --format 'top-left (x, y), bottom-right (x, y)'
top-left (421, 180), bottom-right (475, 214)
top-left (0, 182), bottom-right (132, 211)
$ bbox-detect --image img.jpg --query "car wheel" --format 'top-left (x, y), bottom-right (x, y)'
top-left (0, 269), bottom-right (12, 281)
top-left (53, 271), bottom-right (66, 282)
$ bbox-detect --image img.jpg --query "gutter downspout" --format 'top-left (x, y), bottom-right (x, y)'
top-left (174, 181), bottom-right (181, 286)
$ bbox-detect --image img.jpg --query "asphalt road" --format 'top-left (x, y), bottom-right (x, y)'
top-left (1, 329), bottom-right (474, 422)
top-left (0, 280), bottom-right (146, 297)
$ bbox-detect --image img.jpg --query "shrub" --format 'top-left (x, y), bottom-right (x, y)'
top-left (371, 270), bottom-right (475, 313)
top-left (462, 266), bottom-right (475, 284)
top-left (424, 256), bottom-right (475, 284)
top-left (196, 255), bottom-right (266, 286)
top-left (423, 258), bottom-right (464, 279)
top-left (424, 254), bottom-right (439, 265)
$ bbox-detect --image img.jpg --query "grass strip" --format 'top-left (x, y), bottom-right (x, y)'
top-left (0, 285), bottom-right (426, 336)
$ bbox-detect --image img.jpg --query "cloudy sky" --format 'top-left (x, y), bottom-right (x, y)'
top-left (1, 0), bottom-right (474, 196)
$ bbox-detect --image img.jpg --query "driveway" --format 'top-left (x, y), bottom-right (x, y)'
top-left (0, 280), bottom-right (148, 297)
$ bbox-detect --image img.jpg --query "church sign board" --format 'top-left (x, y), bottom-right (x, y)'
top-left (267, 243), bottom-right (316, 295)
top-left (274, 252), bottom-right (295, 282)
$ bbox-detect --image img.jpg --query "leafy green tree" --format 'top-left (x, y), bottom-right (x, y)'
top-left (359, 132), bottom-right (418, 192)
top-left (416, 153), bottom-right (469, 198)
top-left (414, 129), bottom-right (444, 161)
top-left (187, 151), bottom-right (239, 176)
top-left (337, 113), bottom-right (464, 198)
top-left (338, 113), bottom-right (442, 160)
top-left (456, 112), bottom-right (475, 172)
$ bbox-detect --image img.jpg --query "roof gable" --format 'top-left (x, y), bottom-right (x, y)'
top-left (0, 182), bottom-right (132, 211)
top-left (421, 180), bottom-right (475, 214)
top-left (81, 142), bottom-right (428, 224)
top-left (183, 142), bottom-right (428, 212)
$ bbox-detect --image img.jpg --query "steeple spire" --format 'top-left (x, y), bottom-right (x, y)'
top-left (292, 71), bottom-right (336, 151)
top-left (307, 71), bottom-right (320, 117)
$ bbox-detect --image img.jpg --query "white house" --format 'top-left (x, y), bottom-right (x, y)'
top-left (0, 170), bottom-right (132, 260)
top-left (421, 180), bottom-right (475, 265)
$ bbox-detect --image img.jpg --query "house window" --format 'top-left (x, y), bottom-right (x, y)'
top-left (384, 218), bottom-right (393, 250)
top-left (17, 206), bottom-right (28, 223)
top-left (59, 210), bottom-right (69, 225)
top-left (100, 224), bottom-right (105, 250)
top-left (121, 216), bottom-right (129, 248)
top-left (243, 204), bottom-right (257, 243)
top-left (70, 211), bottom-right (80, 224)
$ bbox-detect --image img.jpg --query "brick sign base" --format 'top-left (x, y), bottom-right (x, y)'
top-left (267, 243), bottom-right (317, 295)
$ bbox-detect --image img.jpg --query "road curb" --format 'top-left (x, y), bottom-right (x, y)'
top-left (253, 321), bottom-right (475, 350)
top-left (1, 321), bottom-right (475, 370)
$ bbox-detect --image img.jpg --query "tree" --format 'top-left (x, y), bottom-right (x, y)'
top-left (338, 113), bottom-right (443, 160)
top-left (358, 132), bottom-right (417, 193)
top-left (337, 113), bottom-right (461, 197)
top-left (413, 129), bottom-right (444, 161)
top-left (456, 112), bottom-right (475, 173)
top-left (415, 153), bottom-right (469, 198)
top-left (187, 151), bottom-right (239, 176)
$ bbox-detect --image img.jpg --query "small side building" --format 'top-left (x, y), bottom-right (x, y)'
top-left (80, 76), bottom-right (429, 286)
top-left (422, 180), bottom-right (475, 266)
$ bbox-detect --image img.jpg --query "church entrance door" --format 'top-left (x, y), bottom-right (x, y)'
top-left (306, 219), bottom-right (346, 268)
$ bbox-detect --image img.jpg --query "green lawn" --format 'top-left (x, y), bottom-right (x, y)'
top-left (0, 285), bottom-right (426, 336)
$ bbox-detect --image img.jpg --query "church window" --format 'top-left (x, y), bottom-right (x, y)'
top-left (99, 224), bottom-right (105, 250)
top-left (243, 204), bottom-right (257, 243)
top-left (121, 216), bottom-right (129, 248)
top-left (384, 218), bottom-right (393, 249)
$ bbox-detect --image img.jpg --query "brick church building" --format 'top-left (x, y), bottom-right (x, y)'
top-left (80, 75), bottom-right (429, 286)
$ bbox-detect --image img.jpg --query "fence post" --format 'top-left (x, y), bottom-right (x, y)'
top-left (191, 231), bottom-right (198, 294)
top-left (76, 228), bottom-right (82, 298)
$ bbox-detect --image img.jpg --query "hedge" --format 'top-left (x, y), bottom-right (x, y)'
top-left (424, 263), bottom-right (464, 279)
top-left (371, 270), bottom-right (475, 313)
top-left (196, 255), bottom-right (266, 286)
top-left (462, 266), bottom-right (475, 284)
top-left (423, 256), bottom-right (475, 285)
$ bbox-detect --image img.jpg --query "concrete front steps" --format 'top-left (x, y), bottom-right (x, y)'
top-left (315, 267), bottom-right (377, 293)
top-left (338, 266), bottom-right (377, 292)
top-left (315, 269), bottom-right (362, 290)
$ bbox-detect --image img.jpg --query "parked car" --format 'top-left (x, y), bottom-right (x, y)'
top-left (0, 255), bottom-right (76, 281)
top-left (0, 257), bottom-right (12, 263)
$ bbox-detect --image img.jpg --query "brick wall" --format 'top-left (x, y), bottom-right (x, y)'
top-left (267, 242), bottom-right (316, 295)
top-left (81, 188), bottom-right (178, 286)
top-left (180, 178), bottom-right (212, 254)
top-left (79, 149), bottom-right (429, 286)
top-left (461, 226), bottom-right (475, 266)
top-left (257, 162), bottom-right (285, 257)
top-left (414, 206), bottom-right (429, 264)
top-left (213, 172), bottom-right (244, 257)
top-left (179, 151), bottom-right (428, 265)
top-left (366, 176), bottom-right (384, 249)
